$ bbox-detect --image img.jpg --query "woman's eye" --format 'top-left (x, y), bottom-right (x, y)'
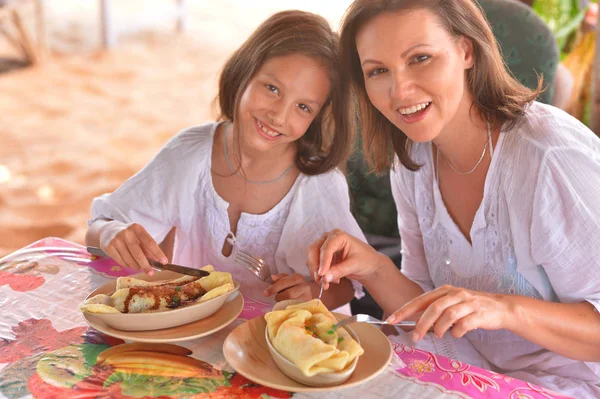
top-left (367, 67), bottom-right (387, 77)
top-left (412, 55), bottom-right (430, 64)
top-left (266, 84), bottom-right (279, 95)
top-left (297, 103), bottom-right (311, 113)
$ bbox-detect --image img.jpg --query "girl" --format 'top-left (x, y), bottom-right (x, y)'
top-left (310, 0), bottom-right (600, 396)
top-left (86, 10), bottom-right (364, 310)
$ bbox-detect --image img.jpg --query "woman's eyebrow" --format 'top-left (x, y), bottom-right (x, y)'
top-left (360, 43), bottom-right (431, 67)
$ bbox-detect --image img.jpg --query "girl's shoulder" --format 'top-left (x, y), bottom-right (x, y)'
top-left (162, 122), bottom-right (219, 154)
top-left (145, 122), bottom-right (219, 184)
top-left (297, 168), bottom-right (349, 192)
top-left (288, 168), bottom-right (353, 208)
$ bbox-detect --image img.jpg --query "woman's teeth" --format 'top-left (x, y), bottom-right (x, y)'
top-left (257, 120), bottom-right (281, 137)
top-left (399, 101), bottom-right (431, 115)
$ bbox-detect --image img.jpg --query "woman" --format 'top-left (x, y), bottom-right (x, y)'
top-left (309, 0), bottom-right (600, 396)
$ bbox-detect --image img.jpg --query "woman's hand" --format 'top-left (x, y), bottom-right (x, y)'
top-left (387, 285), bottom-right (513, 341)
top-left (264, 273), bottom-right (316, 302)
top-left (98, 221), bottom-right (168, 275)
top-left (306, 229), bottom-right (384, 288)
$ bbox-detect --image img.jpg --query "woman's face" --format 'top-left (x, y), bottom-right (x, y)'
top-left (236, 53), bottom-right (331, 153)
top-left (356, 8), bottom-right (474, 143)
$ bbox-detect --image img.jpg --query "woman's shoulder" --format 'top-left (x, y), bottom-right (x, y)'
top-left (508, 102), bottom-right (600, 155)
top-left (498, 103), bottom-right (600, 202)
top-left (390, 148), bottom-right (424, 187)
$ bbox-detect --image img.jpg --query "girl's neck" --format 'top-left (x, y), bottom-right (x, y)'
top-left (227, 122), bottom-right (296, 172)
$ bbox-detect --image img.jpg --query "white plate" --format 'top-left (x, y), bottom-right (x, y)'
top-left (82, 270), bottom-right (240, 331)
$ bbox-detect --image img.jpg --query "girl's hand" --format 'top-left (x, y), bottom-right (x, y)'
top-left (99, 221), bottom-right (168, 275)
top-left (306, 229), bottom-right (383, 289)
top-left (387, 285), bottom-right (513, 341)
top-left (264, 273), bottom-right (315, 302)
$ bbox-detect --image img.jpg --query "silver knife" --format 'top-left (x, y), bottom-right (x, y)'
top-left (86, 246), bottom-right (210, 278)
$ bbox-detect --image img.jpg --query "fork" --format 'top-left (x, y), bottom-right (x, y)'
top-left (332, 314), bottom-right (417, 331)
top-left (234, 249), bottom-right (273, 283)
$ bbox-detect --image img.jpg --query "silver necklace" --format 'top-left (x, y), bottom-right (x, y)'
top-left (437, 121), bottom-right (492, 176)
top-left (223, 123), bottom-right (295, 185)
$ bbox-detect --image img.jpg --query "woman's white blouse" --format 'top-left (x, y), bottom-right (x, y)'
top-left (392, 102), bottom-right (600, 396)
top-left (90, 122), bottom-right (365, 304)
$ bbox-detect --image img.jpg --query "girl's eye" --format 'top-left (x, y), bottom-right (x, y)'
top-left (297, 103), bottom-right (311, 113)
top-left (367, 67), bottom-right (387, 77)
top-left (266, 84), bottom-right (279, 95)
top-left (412, 54), bottom-right (430, 64)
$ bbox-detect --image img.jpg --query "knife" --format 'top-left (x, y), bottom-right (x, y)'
top-left (86, 246), bottom-right (210, 278)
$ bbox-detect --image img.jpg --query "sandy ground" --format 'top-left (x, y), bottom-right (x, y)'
top-left (0, 0), bottom-right (352, 257)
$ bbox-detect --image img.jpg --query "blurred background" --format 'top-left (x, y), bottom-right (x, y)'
top-left (0, 0), bottom-right (597, 259)
top-left (0, 0), bottom-right (352, 257)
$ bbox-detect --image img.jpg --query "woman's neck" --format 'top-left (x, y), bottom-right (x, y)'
top-left (432, 98), bottom-right (491, 171)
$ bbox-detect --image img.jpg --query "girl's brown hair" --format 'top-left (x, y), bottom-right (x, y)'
top-left (217, 10), bottom-right (354, 175)
top-left (339, 0), bottom-right (541, 172)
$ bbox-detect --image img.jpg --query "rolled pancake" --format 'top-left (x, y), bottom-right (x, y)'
top-left (115, 265), bottom-right (215, 290)
top-left (199, 282), bottom-right (235, 302)
top-left (81, 267), bottom-right (234, 314)
top-left (265, 299), bottom-right (364, 377)
top-left (79, 303), bottom-right (120, 314)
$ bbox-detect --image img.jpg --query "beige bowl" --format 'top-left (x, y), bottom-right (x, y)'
top-left (266, 300), bottom-right (360, 387)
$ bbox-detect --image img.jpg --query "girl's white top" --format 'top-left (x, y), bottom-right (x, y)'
top-left (392, 101), bottom-right (600, 397)
top-left (90, 122), bottom-right (365, 306)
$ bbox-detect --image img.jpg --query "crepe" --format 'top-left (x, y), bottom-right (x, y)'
top-left (264, 299), bottom-right (364, 377)
top-left (115, 273), bottom-right (202, 290)
top-left (80, 265), bottom-right (235, 314)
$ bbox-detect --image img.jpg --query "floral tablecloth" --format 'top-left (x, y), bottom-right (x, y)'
top-left (0, 238), bottom-right (572, 399)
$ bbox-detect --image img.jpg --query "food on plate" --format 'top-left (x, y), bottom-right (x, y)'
top-left (79, 265), bottom-right (235, 314)
top-left (264, 299), bottom-right (364, 377)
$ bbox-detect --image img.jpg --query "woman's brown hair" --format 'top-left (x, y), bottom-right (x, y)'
top-left (217, 10), bottom-right (354, 175)
top-left (339, 0), bottom-right (541, 173)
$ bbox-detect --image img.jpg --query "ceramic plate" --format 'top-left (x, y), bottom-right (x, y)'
top-left (82, 270), bottom-right (239, 331)
top-left (223, 313), bottom-right (393, 392)
top-left (84, 293), bottom-right (243, 342)
top-left (82, 270), bottom-right (244, 342)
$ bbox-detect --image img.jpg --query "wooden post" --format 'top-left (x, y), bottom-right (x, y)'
top-left (99, 0), bottom-right (114, 48)
top-left (10, 7), bottom-right (38, 64)
top-left (175, 0), bottom-right (186, 32)
top-left (34, 0), bottom-right (47, 60)
top-left (593, 20), bottom-right (600, 134)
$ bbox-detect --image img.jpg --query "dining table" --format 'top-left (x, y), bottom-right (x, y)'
top-left (0, 237), bottom-right (573, 399)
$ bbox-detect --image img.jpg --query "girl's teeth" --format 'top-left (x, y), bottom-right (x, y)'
top-left (258, 121), bottom-right (280, 137)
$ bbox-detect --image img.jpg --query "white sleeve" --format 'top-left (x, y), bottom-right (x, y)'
top-left (89, 125), bottom-right (210, 244)
top-left (276, 169), bottom-right (366, 299)
top-left (391, 162), bottom-right (434, 292)
top-left (530, 148), bottom-right (600, 312)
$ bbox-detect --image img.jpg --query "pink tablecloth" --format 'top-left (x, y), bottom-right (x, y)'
top-left (0, 237), bottom-right (572, 399)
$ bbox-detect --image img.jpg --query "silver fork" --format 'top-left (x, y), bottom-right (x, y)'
top-left (332, 314), bottom-right (417, 331)
top-left (234, 249), bottom-right (272, 283)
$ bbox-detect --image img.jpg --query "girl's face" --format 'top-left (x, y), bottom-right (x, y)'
top-left (356, 8), bottom-right (474, 143)
top-left (236, 53), bottom-right (331, 153)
